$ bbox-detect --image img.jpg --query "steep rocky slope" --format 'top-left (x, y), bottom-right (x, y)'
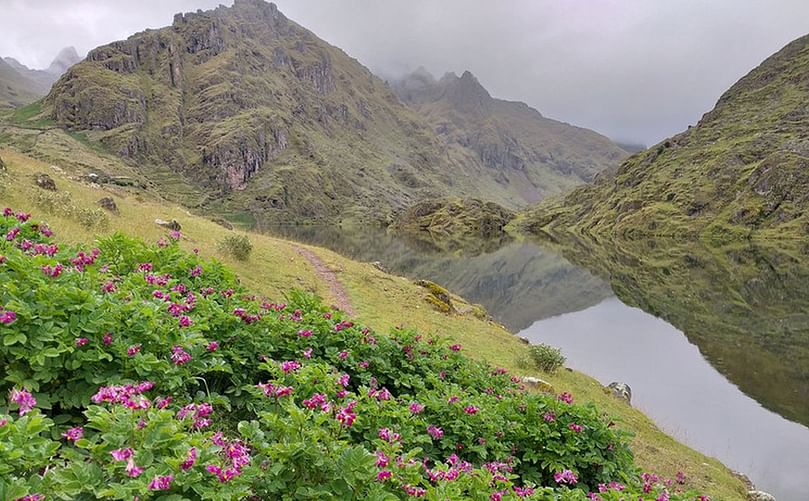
top-left (33, 0), bottom-right (626, 224)
top-left (39, 0), bottom-right (497, 224)
top-left (392, 68), bottom-right (629, 203)
top-left (522, 33), bottom-right (809, 240)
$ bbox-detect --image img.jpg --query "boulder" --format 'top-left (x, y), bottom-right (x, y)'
top-left (521, 376), bottom-right (555, 393)
top-left (0, 155), bottom-right (5, 171)
top-left (98, 197), bottom-right (119, 214)
top-left (155, 218), bottom-right (182, 231)
top-left (371, 261), bottom-right (387, 273)
top-left (517, 336), bottom-right (530, 345)
top-left (607, 382), bottom-right (632, 404)
top-left (35, 173), bottom-right (58, 191)
top-left (747, 491), bottom-right (776, 501)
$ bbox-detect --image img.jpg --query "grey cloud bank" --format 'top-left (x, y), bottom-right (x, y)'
top-left (1, 0), bottom-right (808, 144)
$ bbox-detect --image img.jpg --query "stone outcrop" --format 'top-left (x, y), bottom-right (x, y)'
top-left (35, 173), bottom-right (57, 191)
top-left (97, 197), bottom-right (119, 214)
top-left (606, 382), bottom-right (632, 404)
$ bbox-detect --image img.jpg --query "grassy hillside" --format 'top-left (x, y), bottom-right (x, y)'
top-left (521, 33), bottom-right (809, 241)
top-left (392, 69), bottom-right (628, 203)
top-left (0, 147), bottom-right (748, 499)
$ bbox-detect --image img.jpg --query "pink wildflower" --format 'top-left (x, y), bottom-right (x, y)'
top-left (377, 470), bottom-right (392, 482)
top-left (178, 315), bottom-right (192, 328)
top-left (409, 402), bottom-right (425, 414)
top-left (147, 474), bottom-right (173, 491)
top-left (427, 425), bottom-right (443, 439)
top-left (554, 469), bottom-right (578, 485)
top-left (103, 332), bottom-right (113, 345)
top-left (463, 405), bottom-right (479, 415)
top-left (569, 423), bottom-right (583, 433)
top-left (125, 457), bottom-right (144, 477)
top-left (127, 344), bottom-right (141, 357)
top-left (171, 346), bottom-right (191, 365)
top-left (0, 310), bottom-right (17, 324)
top-left (181, 447), bottom-right (197, 470)
top-left (62, 426), bottom-right (84, 441)
top-left (10, 388), bottom-right (36, 415)
top-left (111, 448), bottom-right (134, 461)
top-left (75, 337), bottom-right (89, 347)
top-left (280, 360), bottom-right (300, 373)
top-left (207, 341), bottom-right (219, 352)
top-left (558, 392), bottom-right (574, 404)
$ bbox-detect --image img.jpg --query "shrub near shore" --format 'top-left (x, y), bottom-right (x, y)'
top-left (1, 208), bottom-right (705, 500)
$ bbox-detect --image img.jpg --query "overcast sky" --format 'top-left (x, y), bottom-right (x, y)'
top-left (2, 0), bottom-right (808, 145)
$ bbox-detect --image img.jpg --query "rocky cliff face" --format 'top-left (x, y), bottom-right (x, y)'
top-left (43, 0), bottom-right (466, 222)
top-left (392, 69), bottom-right (628, 202)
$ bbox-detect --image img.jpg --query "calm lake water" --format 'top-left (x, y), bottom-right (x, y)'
top-left (265, 225), bottom-right (809, 501)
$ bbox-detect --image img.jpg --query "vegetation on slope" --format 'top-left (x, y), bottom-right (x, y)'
top-left (0, 148), bottom-right (749, 499)
top-left (1, 205), bottom-right (724, 500)
top-left (521, 33), bottom-right (809, 241)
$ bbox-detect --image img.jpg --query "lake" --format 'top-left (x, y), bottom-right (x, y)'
top-left (265, 225), bottom-right (809, 501)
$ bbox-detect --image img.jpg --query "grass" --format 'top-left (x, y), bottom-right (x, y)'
top-left (0, 147), bottom-right (748, 500)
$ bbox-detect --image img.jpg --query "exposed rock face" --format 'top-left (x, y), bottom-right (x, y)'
top-left (394, 198), bottom-right (514, 239)
top-left (97, 197), bottom-right (119, 214)
top-left (747, 490), bottom-right (777, 501)
top-left (35, 173), bottom-right (57, 191)
top-left (607, 382), bottom-right (632, 404)
top-left (521, 376), bottom-right (555, 393)
top-left (42, 0), bottom-right (456, 223)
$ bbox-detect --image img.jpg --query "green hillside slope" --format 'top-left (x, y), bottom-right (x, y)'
top-left (522, 33), bottom-right (809, 241)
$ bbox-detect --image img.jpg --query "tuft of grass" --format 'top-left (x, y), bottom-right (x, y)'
top-left (218, 234), bottom-right (253, 261)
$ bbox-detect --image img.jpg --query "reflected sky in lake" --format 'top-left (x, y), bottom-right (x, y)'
top-left (520, 298), bottom-right (809, 501)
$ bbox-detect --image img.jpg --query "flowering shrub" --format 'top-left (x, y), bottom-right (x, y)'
top-left (0, 208), bottom-right (708, 500)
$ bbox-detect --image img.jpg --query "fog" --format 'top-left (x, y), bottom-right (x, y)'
top-left (2, 0), bottom-right (808, 144)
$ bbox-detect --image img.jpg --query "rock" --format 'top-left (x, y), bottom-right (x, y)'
top-left (371, 261), bottom-right (387, 273)
top-left (97, 197), bottom-right (119, 214)
top-left (85, 172), bottom-right (110, 184)
top-left (211, 217), bottom-right (234, 230)
top-left (606, 382), bottom-right (632, 404)
top-left (521, 376), bottom-right (555, 393)
top-left (517, 336), bottom-right (530, 345)
top-left (0, 155), bottom-right (6, 171)
top-left (415, 279), bottom-right (454, 313)
top-left (35, 173), bottom-right (58, 191)
top-left (155, 218), bottom-right (181, 231)
top-left (747, 491), bottom-right (776, 501)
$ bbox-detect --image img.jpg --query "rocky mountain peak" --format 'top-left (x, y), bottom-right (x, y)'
top-left (46, 46), bottom-right (81, 75)
top-left (437, 70), bottom-right (493, 115)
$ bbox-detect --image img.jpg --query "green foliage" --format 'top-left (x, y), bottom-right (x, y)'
top-left (528, 344), bottom-right (567, 374)
top-left (33, 190), bottom-right (109, 229)
top-left (218, 234), bottom-right (253, 261)
top-left (0, 209), bottom-right (705, 500)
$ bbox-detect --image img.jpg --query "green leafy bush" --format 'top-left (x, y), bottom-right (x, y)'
top-left (528, 344), bottom-right (567, 373)
top-left (218, 234), bottom-right (253, 261)
top-left (0, 207), bottom-right (704, 500)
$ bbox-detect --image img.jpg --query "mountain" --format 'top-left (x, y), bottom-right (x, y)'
top-left (35, 0), bottom-right (625, 225)
top-left (0, 58), bottom-right (41, 109)
top-left (391, 68), bottom-right (629, 203)
top-left (1, 47), bottom-right (81, 100)
top-left (522, 33), bottom-right (809, 241)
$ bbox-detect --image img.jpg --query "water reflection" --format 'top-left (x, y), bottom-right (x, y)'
top-left (265, 225), bottom-right (610, 331)
top-left (521, 299), bottom-right (809, 501)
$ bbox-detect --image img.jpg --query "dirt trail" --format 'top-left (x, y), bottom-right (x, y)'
top-left (293, 245), bottom-right (356, 316)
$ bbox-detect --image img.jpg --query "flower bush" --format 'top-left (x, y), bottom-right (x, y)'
top-left (0, 208), bottom-right (708, 500)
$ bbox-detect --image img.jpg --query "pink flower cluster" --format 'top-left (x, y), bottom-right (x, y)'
top-left (111, 447), bottom-right (144, 477)
top-left (207, 437), bottom-right (251, 483)
top-left (91, 381), bottom-right (153, 410)
top-left (171, 345), bottom-right (192, 365)
top-left (554, 469), bottom-right (578, 485)
top-left (177, 402), bottom-right (213, 429)
top-left (10, 388), bottom-right (36, 415)
top-left (0, 309), bottom-right (16, 324)
top-left (302, 393), bottom-right (330, 411)
top-left (257, 382), bottom-right (294, 399)
top-left (41, 263), bottom-right (63, 277)
top-left (62, 426), bottom-right (84, 441)
top-left (335, 401), bottom-right (357, 427)
top-left (233, 307), bottom-right (261, 324)
top-left (71, 248), bottom-right (100, 272)
top-left (148, 474), bottom-right (173, 491)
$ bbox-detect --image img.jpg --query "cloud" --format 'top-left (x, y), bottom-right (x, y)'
top-left (1, 0), bottom-right (808, 144)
